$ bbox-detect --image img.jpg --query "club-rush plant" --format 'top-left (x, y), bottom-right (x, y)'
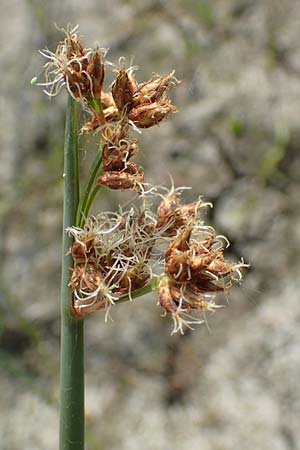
top-left (35, 24), bottom-right (248, 450)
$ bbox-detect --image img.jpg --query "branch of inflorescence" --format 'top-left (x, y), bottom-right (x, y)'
top-left (75, 145), bottom-right (103, 228)
top-left (117, 276), bottom-right (161, 304)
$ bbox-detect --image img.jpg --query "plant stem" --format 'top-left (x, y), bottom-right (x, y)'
top-left (80, 183), bottom-right (101, 226)
top-left (117, 276), bottom-right (161, 304)
top-left (60, 97), bottom-right (84, 450)
top-left (76, 148), bottom-right (103, 227)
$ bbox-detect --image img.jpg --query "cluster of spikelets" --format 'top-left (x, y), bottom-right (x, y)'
top-left (67, 197), bottom-right (161, 320)
top-left (67, 187), bottom-right (247, 334)
top-left (38, 24), bottom-right (178, 191)
top-left (37, 25), bottom-right (248, 334)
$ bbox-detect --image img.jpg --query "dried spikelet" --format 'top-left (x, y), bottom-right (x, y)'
top-left (133, 71), bottom-right (178, 105)
top-left (158, 222), bottom-right (248, 334)
top-left (128, 99), bottom-right (177, 128)
top-left (97, 162), bottom-right (144, 190)
top-left (102, 139), bottom-right (139, 172)
top-left (112, 68), bottom-right (138, 112)
top-left (37, 24), bottom-right (105, 106)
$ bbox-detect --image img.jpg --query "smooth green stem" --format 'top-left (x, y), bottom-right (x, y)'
top-left (80, 183), bottom-right (101, 226)
top-left (60, 97), bottom-right (84, 450)
top-left (117, 276), bottom-right (161, 305)
top-left (76, 148), bottom-right (103, 227)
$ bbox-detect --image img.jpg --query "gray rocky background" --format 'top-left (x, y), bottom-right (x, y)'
top-left (1, 0), bottom-right (300, 449)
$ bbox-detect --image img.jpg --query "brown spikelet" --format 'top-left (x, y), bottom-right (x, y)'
top-left (97, 162), bottom-right (144, 190)
top-left (102, 139), bottom-right (139, 172)
top-left (158, 276), bottom-right (177, 314)
top-left (134, 72), bottom-right (176, 105)
top-left (112, 68), bottom-right (137, 112)
top-left (128, 100), bottom-right (177, 128)
top-left (87, 49), bottom-right (104, 100)
top-left (69, 263), bottom-right (102, 293)
top-left (156, 193), bottom-right (179, 230)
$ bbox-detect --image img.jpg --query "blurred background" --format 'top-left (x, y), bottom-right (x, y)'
top-left (1, 0), bottom-right (300, 449)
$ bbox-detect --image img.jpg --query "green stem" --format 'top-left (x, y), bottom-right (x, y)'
top-left (60, 97), bottom-right (84, 450)
top-left (76, 148), bottom-right (103, 227)
top-left (80, 183), bottom-right (101, 226)
top-left (117, 276), bottom-right (161, 305)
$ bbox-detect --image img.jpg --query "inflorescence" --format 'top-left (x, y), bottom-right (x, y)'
top-left (37, 25), bottom-right (248, 334)
top-left (67, 187), bottom-right (248, 334)
top-left (37, 24), bottom-right (178, 191)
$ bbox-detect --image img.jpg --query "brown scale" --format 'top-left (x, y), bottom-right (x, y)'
top-left (65, 33), bottom-right (85, 60)
top-left (206, 257), bottom-right (234, 277)
top-left (168, 283), bottom-right (192, 310)
top-left (85, 49), bottom-right (104, 100)
top-left (127, 72), bottom-right (139, 99)
top-left (189, 253), bottom-right (215, 273)
top-left (102, 105), bottom-right (120, 123)
top-left (102, 140), bottom-right (138, 172)
top-left (156, 193), bottom-right (178, 231)
top-left (172, 202), bottom-right (197, 227)
top-left (67, 70), bottom-right (89, 98)
top-left (193, 279), bottom-right (224, 293)
top-left (158, 276), bottom-right (178, 314)
top-left (81, 111), bottom-right (107, 133)
top-left (158, 275), bottom-right (216, 317)
top-left (163, 280), bottom-right (197, 312)
top-left (71, 236), bottom-right (96, 261)
top-left (165, 227), bottom-right (192, 260)
top-left (183, 284), bottom-right (213, 309)
top-left (69, 263), bottom-right (102, 293)
top-left (165, 250), bottom-right (190, 282)
top-left (189, 235), bottom-right (215, 256)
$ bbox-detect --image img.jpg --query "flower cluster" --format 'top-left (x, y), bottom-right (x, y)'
top-left (38, 24), bottom-right (178, 191)
top-left (158, 227), bottom-right (246, 334)
top-left (94, 64), bottom-right (177, 191)
top-left (67, 200), bottom-right (161, 319)
top-left (37, 25), bottom-right (104, 104)
top-left (155, 188), bottom-right (247, 334)
top-left (37, 25), bottom-right (248, 334)
top-left (67, 187), bottom-right (248, 333)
